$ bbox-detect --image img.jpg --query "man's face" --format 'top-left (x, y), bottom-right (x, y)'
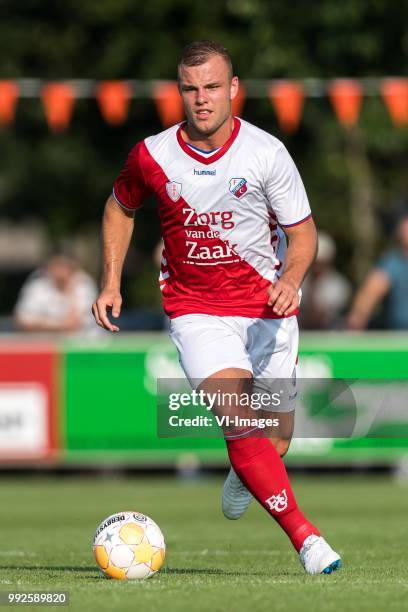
top-left (178, 54), bottom-right (238, 137)
top-left (47, 257), bottom-right (76, 290)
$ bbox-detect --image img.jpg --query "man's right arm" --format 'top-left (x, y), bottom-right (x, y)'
top-left (92, 195), bottom-right (135, 332)
top-left (346, 268), bottom-right (390, 330)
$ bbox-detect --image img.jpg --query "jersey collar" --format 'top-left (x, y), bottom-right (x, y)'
top-left (176, 117), bottom-right (241, 165)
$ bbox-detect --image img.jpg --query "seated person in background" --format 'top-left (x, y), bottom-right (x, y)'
top-left (299, 231), bottom-right (351, 330)
top-left (14, 253), bottom-right (98, 333)
top-left (347, 215), bottom-right (408, 330)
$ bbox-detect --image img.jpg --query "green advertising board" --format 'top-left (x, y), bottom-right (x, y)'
top-left (63, 332), bottom-right (408, 466)
top-left (63, 335), bottom-right (226, 464)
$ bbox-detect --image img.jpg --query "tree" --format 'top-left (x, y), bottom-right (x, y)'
top-left (0, 0), bottom-right (407, 312)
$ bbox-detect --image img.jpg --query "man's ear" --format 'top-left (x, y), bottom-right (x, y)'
top-left (230, 76), bottom-right (239, 101)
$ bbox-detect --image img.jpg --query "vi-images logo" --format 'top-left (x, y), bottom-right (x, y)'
top-left (166, 181), bottom-right (182, 202)
top-left (265, 488), bottom-right (288, 512)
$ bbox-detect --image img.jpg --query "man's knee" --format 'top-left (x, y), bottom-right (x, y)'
top-left (198, 368), bottom-right (253, 438)
top-left (269, 436), bottom-right (291, 457)
top-left (263, 410), bottom-right (294, 456)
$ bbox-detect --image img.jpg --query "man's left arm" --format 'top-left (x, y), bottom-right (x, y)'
top-left (267, 218), bottom-right (317, 316)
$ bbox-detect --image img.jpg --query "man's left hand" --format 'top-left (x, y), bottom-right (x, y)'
top-left (267, 277), bottom-right (299, 316)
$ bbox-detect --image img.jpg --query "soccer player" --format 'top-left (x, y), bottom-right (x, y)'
top-left (92, 41), bottom-right (342, 574)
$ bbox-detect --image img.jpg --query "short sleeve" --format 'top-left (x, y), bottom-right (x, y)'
top-left (113, 141), bottom-right (152, 210)
top-left (14, 275), bottom-right (52, 320)
top-left (265, 144), bottom-right (312, 227)
top-left (376, 252), bottom-right (399, 283)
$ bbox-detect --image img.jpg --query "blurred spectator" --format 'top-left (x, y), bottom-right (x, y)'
top-left (14, 254), bottom-right (98, 333)
top-left (300, 231), bottom-right (351, 330)
top-left (347, 216), bottom-right (408, 330)
top-left (153, 239), bottom-right (165, 269)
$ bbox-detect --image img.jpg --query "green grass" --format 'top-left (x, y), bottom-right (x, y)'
top-left (0, 475), bottom-right (407, 611)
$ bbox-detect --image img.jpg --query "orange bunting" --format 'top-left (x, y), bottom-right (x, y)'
top-left (96, 81), bottom-right (131, 126)
top-left (269, 81), bottom-right (304, 133)
top-left (0, 81), bottom-right (19, 126)
top-left (153, 82), bottom-right (184, 128)
top-left (41, 83), bottom-right (76, 133)
top-left (381, 79), bottom-right (408, 127)
top-left (328, 79), bottom-right (362, 128)
top-left (232, 84), bottom-right (246, 117)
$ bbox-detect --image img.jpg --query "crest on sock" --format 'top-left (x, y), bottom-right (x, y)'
top-left (265, 488), bottom-right (288, 512)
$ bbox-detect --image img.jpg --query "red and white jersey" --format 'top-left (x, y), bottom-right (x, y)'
top-left (113, 117), bottom-right (311, 319)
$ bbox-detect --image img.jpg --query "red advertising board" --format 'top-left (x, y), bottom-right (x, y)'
top-left (0, 343), bottom-right (59, 460)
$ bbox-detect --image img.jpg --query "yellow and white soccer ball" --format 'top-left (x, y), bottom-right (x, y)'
top-left (93, 511), bottom-right (165, 580)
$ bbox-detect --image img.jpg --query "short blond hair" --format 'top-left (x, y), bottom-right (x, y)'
top-left (178, 40), bottom-right (233, 80)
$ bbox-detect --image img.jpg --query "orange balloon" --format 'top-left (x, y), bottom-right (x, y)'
top-left (328, 79), bottom-right (362, 128)
top-left (96, 81), bottom-right (131, 126)
top-left (153, 82), bottom-right (184, 128)
top-left (0, 81), bottom-right (19, 126)
top-left (269, 81), bottom-right (304, 133)
top-left (381, 78), bottom-right (408, 127)
top-left (42, 83), bottom-right (76, 133)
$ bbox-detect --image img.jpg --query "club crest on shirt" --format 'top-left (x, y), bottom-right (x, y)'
top-left (229, 177), bottom-right (248, 199)
top-left (166, 181), bottom-right (182, 202)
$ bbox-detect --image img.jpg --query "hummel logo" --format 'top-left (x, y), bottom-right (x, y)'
top-left (265, 489), bottom-right (288, 512)
top-left (193, 169), bottom-right (216, 176)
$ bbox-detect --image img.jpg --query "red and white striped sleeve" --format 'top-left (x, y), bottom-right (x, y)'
top-left (112, 141), bottom-right (152, 210)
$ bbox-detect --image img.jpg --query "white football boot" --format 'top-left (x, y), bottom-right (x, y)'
top-left (222, 467), bottom-right (253, 519)
top-left (299, 534), bottom-right (342, 574)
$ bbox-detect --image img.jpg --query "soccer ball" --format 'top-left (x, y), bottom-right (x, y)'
top-left (93, 511), bottom-right (165, 580)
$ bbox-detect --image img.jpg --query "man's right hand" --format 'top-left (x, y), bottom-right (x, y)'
top-left (92, 288), bottom-right (122, 332)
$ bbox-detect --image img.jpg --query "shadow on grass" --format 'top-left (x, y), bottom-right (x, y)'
top-left (162, 567), bottom-right (268, 577)
top-left (0, 566), bottom-right (97, 573)
top-left (1, 565), bottom-right (270, 578)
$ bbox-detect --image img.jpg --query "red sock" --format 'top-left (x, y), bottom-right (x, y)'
top-left (226, 433), bottom-right (320, 551)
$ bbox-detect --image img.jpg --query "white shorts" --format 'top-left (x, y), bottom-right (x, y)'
top-left (169, 314), bottom-right (298, 412)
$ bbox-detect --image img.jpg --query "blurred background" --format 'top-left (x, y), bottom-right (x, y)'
top-left (1, 0), bottom-right (408, 473)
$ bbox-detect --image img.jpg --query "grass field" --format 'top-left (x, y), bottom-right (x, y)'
top-left (0, 474), bottom-right (407, 612)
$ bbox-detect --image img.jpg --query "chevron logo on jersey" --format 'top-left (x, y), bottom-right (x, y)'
top-left (229, 177), bottom-right (248, 199)
top-left (166, 181), bottom-right (182, 202)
